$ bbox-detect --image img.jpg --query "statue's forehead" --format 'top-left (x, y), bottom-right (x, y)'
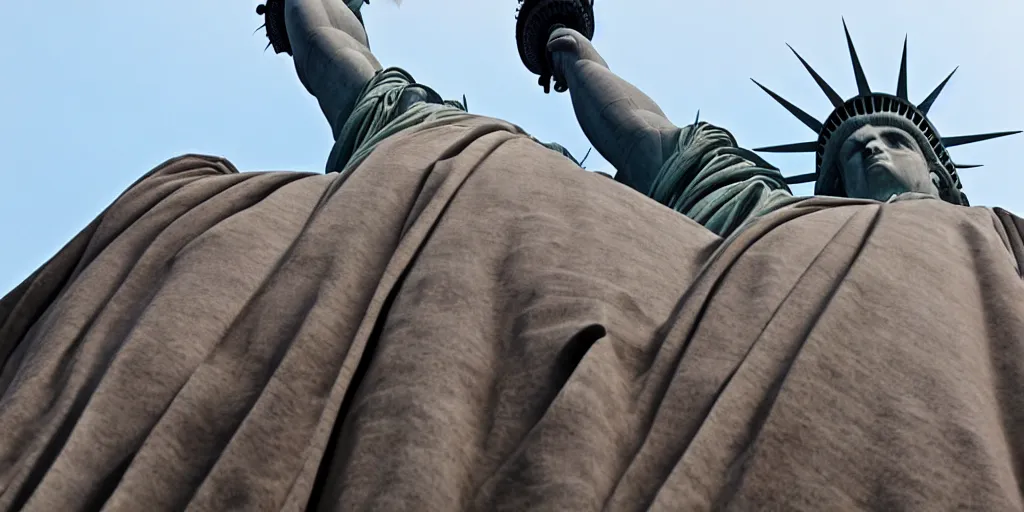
top-left (845, 124), bottom-right (915, 142)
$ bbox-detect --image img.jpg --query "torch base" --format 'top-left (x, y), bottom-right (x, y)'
top-left (515, 0), bottom-right (595, 81)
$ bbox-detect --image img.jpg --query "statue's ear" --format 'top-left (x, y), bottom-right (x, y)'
top-left (929, 163), bottom-right (953, 192)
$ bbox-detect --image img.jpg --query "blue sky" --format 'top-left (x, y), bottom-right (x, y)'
top-left (1, 0), bottom-right (1022, 294)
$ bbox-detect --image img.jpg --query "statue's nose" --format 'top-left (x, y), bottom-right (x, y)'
top-left (862, 141), bottom-right (883, 158)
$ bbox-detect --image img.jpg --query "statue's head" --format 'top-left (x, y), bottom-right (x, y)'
top-left (820, 108), bottom-right (951, 202)
top-left (753, 20), bottom-right (1019, 206)
top-left (814, 94), bottom-right (969, 204)
top-left (836, 124), bottom-right (936, 201)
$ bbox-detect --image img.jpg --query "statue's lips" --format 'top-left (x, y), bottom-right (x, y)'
top-left (865, 156), bottom-right (892, 172)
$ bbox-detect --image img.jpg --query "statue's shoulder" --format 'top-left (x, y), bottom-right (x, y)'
top-left (112, 154), bottom-right (240, 199)
top-left (993, 206), bottom-right (1024, 223)
top-left (139, 154), bottom-right (323, 183)
top-left (123, 154), bottom-right (319, 205)
top-left (142, 154), bottom-right (240, 181)
top-left (991, 206), bottom-right (1024, 250)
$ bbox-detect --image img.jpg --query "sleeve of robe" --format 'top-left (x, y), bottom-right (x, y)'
top-left (325, 67), bottom-right (579, 176)
top-left (645, 121), bottom-right (803, 237)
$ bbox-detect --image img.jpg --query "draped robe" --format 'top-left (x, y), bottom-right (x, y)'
top-left (2, 111), bottom-right (1024, 511)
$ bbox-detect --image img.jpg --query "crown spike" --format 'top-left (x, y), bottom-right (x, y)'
top-left (783, 172), bottom-right (818, 185)
top-left (787, 44), bottom-right (844, 107)
top-left (754, 141), bottom-right (819, 153)
top-left (954, 163), bottom-right (983, 169)
top-left (843, 18), bottom-right (871, 96)
top-left (896, 36), bottom-right (909, 100)
top-left (683, 110), bottom-right (702, 146)
top-left (918, 67), bottom-right (958, 114)
top-left (750, 79), bottom-right (823, 133)
top-left (942, 130), bottom-right (1021, 148)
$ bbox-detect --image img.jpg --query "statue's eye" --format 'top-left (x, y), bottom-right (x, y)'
top-left (884, 133), bottom-right (908, 148)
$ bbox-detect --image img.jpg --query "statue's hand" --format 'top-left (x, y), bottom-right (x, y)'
top-left (546, 27), bottom-right (608, 87)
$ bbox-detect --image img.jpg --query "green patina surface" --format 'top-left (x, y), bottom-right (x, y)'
top-left (646, 122), bottom-right (801, 237)
top-left (327, 67), bottom-right (579, 176)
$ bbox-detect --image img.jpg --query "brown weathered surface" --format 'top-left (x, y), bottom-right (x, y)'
top-left (2, 114), bottom-right (1023, 511)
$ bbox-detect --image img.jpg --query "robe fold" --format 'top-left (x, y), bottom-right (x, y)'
top-left (644, 121), bottom-right (799, 237)
top-left (2, 113), bottom-right (1024, 511)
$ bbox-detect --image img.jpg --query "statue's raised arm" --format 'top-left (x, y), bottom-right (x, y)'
top-left (545, 27), bottom-right (797, 237)
top-left (262, 0), bottom-right (583, 176)
top-left (276, 0), bottom-right (381, 138)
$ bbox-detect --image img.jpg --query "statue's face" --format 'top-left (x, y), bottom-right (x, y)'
top-left (838, 125), bottom-right (938, 201)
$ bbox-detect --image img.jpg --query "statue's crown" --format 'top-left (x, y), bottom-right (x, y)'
top-left (753, 19), bottom-right (1019, 205)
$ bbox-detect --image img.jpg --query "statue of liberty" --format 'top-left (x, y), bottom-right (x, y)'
top-left (1, 1), bottom-right (1023, 510)
top-left (262, 0), bottom-right (1017, 235)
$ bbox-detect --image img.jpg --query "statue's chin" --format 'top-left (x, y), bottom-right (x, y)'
top-left (863, 183), bottom-right (938, 202)
top-left (864, 161), bottom-right (897, 177)
top-left (854, 164), bottom-right (936, 201)
top-left (886, 191), bottom-right (941, 203)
